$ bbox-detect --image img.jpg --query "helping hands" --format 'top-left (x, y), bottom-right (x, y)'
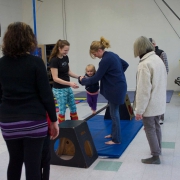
top-left (78, 76), bottom-right (85, 85)
top-left (80, 76), bottom-right (84, 81)
top-left (69, 82), bottom-right (79, 89)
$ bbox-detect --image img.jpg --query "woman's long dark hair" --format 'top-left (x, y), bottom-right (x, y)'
top-left (2, 22), bottom-right (37, 57)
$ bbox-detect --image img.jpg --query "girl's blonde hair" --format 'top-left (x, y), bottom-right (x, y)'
top-left (49, 39), bottom-right (70, 61)
top-left (134, 36), bottom-right (154, 58)
top-left (89, 37), bottom-right (110, 58)
top-left (85, 64), bottom-right (96, 74)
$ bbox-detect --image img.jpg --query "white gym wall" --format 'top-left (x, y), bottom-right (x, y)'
top-left (0, 0), bottom-right (22, 57)
top-left (0, 0), bottom-right (180, 91)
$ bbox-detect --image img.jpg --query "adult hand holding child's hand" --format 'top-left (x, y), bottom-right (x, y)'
top-left (69, 82), bottom-right (79, 89)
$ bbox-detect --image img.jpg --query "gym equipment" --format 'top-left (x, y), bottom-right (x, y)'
top-left (50, 120), bottom-right (98, 168)
top-left (50, 104), bottom-right (108, 168)
top-left (104, 94), bottom-right (134, 120)
top-left (50, 95), bottom-right (134, 167)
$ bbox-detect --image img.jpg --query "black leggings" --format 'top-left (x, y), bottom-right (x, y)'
top-left (41, 135), bottom-right (51, 180)
top-left (5, 137), bottom-right (45, 180)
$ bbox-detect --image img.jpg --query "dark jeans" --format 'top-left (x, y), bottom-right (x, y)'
top-left (41, 135), bottom-right (51, 180)
top-left (5, 137), bottom-right (45, 180)
top-left (109, 102), bottom-right (121, 143)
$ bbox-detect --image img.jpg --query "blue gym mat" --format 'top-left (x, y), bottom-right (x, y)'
top-left (87, 115), bottom-right (143, 158)
top-left (125, 90), bottom-right (173, 103)
top-left (74, 90), bottom-right (174, 103)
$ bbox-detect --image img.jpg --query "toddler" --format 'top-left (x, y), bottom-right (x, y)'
top-left (85, 64), bottom-right (99, 114)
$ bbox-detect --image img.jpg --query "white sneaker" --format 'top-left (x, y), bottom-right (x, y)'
top-left (159, 120), bottom-right (163, 125)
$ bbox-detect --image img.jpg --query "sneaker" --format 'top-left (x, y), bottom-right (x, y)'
top-left (141, 156), bottom-right (161, 164)
top-left (159, 120), bottom-right (163, 125)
